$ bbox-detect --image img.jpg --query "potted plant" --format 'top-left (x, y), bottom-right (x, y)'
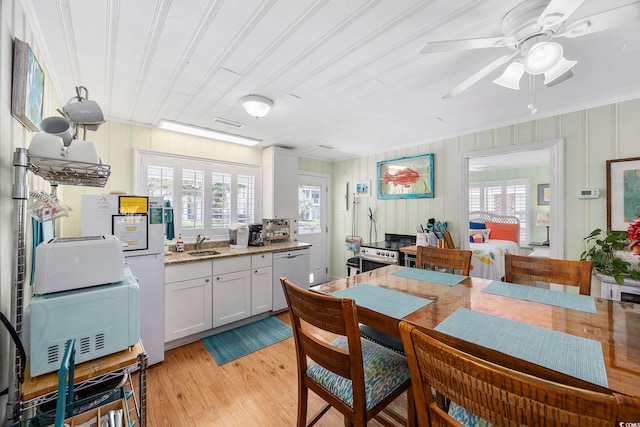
top-left (581, 226), bottom-right (640, 285)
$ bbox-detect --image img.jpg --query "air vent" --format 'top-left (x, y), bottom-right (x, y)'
top-left (212, 117), bottom-right (245, 128)
top-left (318, 144), bottom-right (334, 150)
top-left (80, 336), bottom-right (91, 354)
top-left (47, 345), bottom-right (60, 365)
top-left (95, 333), bottom-right (105, 350)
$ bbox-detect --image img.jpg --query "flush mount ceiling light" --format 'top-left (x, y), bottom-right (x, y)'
top-left (158, 120), bottom-right (261, 146)
top-left (240, 95), bottom-right (273, 118)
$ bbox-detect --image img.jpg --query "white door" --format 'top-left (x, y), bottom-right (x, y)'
top-left (298, 173), bottom-right (329, 285)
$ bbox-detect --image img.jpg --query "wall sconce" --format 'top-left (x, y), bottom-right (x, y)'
top-left (240, 95), bottom-right (273, 118)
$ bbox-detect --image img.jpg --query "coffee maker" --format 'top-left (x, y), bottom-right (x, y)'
top-left (248, 223), bottom-right (264, 246)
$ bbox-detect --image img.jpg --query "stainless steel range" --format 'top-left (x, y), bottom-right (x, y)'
top-left (358, 233), bottom-right (416, 273)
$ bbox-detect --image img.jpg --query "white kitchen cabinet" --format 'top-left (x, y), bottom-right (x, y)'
top-left (212, 256), bottom-right (252, 327)
top-left (251, 253), bottom-right (272, 315)
top-left (165, 261), bottom-right (212, 342)
top-left (262, 146), bottom-right (298, 219)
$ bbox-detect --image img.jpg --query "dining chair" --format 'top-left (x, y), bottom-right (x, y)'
top-left (504, 253), bottom-right (592, 295)
top-left (280, 277), bottom-right (413, 427)
top-left (399, 321), bottom-right (640, 427)
top-left (416, 245), bottom-right (472, 276)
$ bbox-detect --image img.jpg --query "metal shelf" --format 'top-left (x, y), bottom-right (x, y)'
top-left (27, 155), bottom-right (111, 187)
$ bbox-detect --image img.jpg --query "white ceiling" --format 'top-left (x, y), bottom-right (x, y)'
top-left (23, 0), bottom-right (640, 162)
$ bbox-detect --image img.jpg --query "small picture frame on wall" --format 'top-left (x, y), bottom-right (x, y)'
top-left (537, 183), bottom-right (550, 206)
top-left (355, 180), bottom-right (370, 197)
top-left (11, 38), bottom-right (44, 132)
top-left (607, 156), bottom-right (640, 232)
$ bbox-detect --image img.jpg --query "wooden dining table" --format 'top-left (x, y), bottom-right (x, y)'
top-left (310, 264), bottom-right (640, 398)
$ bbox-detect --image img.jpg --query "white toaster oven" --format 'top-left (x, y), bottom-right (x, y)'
top-left (34, 235), bottom-right (124, 294)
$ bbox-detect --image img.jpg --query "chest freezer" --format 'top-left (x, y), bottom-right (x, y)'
top-left (28, 266), bottom-right (139, 377)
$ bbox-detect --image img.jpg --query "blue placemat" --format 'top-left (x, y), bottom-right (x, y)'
top-left (482, 281), bottom-right (597, 313)
top-left (435, 308), bottom-right (608, 387)
top-left (331, 284), bottom-right (432, 319)
top-left (391, 267), bottom-right (467, 286)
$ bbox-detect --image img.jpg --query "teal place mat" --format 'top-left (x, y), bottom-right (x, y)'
top-left (391, 267), bottom-right (467, 286)
top-left (202, 317), bottom-right (292, 365)
top-left (435, 308), bottom-right (608, 387)
top-left (483, 281), bottom-right (596, 313)
top-left (331, 283), bottom-right (432, 319)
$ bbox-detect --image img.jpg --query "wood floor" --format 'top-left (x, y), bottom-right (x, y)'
top-left (142, 313), bottom-right (408, 426)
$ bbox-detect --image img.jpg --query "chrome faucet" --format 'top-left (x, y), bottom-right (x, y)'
top-left (196, 234), bottom-right (208, 250)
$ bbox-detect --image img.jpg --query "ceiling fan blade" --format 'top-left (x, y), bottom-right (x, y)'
top-left (493, 62), bottom-right (525, 90)
top-left (419, 36), bottom-right (515, 54)
top-left (537, 0), bottom-right (585, 28)
top-left (443, 52), bottom-right (518, 99)
top-left (544, 56), bottom-right (577, 85)
top-left (559, 2), bottom-right (640, 38)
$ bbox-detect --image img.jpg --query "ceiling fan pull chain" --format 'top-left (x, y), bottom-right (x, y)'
top-left (527, 74), bottom-right (538, 116)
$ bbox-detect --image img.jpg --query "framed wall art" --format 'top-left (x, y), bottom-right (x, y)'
top-left (11, 38), bottom-right (44, 132)
top-left (355, 180), bottom-right (370, 197)
top-left (537, 183), bottom-right (550, 206)
top-left (607, 156), bottom-right (640, 232)
top-left (377, 153), bottom-right (434, 199)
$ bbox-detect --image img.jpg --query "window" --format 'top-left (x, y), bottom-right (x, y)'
top-left (136, 151), bottom-right (260, 240)
top-left (469, 179), bottom-right (529, 244)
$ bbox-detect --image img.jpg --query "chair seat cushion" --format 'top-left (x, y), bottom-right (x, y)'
top-left (448, 401), bottom-right (495, 427)
top-left (306, 336), bottom-right (409, 410)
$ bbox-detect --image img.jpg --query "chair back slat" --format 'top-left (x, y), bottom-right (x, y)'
top-left (505, 254), bottom-right (592, 295)
top-left (416, 246), bottom-right (472, 276)
top-left (399, 321), bottom-right (638, 426)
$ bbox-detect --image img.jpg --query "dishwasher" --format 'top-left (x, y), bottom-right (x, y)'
top-left (272, 247), bottom-right (311, 312)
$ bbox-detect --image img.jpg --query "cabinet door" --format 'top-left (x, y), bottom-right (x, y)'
top-left (263, 146), bottom-right (298, 219)
top-left (212, 270), bottom-right (251, 327)
top-left (165, 277), bottom-right (212, 342)
top-left (252, 266), bottom-right (272, 315)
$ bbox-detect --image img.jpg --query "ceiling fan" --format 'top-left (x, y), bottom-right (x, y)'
top-left (420, 0), bottom-right (640, 98)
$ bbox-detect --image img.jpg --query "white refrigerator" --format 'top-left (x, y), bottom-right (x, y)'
top-left (81, 195), bottom-right (165, 365)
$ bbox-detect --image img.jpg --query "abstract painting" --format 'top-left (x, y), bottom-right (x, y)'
top-left (11, 38), bottom-right (44, 132)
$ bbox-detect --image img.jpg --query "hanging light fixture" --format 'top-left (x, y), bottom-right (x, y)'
top-left (240, 95), bottom-right (273, 118)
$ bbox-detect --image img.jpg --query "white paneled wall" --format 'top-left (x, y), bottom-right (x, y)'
top-left (327, 99), bottom-right (640, 284)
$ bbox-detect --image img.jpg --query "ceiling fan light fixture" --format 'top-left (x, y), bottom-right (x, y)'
top-left (544, 56), bottom-right (577, 85)
top-left (240, 95), bottom-right (273, 118)
top-left (494, 61), bottom-right (525, 90)
top-left (524, 41), bottom-right (563, 75)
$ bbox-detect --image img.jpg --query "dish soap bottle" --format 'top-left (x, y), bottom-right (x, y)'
top-left (176, 234), bottom-right (184, 252)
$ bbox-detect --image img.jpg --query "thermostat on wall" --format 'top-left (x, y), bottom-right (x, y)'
top-left (577, 189), bottom-right (599, 199)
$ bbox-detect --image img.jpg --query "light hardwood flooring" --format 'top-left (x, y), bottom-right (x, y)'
top-left (142, 313), bottom-right (408, 426)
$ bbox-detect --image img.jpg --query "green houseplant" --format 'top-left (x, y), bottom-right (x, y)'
top-left (581, 228), bottom-right (640, 284)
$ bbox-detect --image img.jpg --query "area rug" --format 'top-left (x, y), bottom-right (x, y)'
top-left (202, 317), bottom-right (292, 365)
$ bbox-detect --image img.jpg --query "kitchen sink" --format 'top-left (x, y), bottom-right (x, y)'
top-left (188, 250), bottom-right (220, 257)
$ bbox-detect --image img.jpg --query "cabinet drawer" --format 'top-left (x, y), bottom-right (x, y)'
top-left (251, 253), bottom-right (272, 269)
top-left (165, 260), bottom-right (211, 283)
top-left (213, 256), bottom-right (251, 275)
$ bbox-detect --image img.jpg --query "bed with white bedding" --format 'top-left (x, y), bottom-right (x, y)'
top-left (468, 211), bottom-right (522, 280)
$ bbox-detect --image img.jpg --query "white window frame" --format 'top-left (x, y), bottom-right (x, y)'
top-left (134, 149), bottom-right (261, 241)
top-left (469, 178), bottom-right (530, 245)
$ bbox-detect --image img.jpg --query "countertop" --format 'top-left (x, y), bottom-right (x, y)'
top-left (164, 240), bottom-right (312, 265)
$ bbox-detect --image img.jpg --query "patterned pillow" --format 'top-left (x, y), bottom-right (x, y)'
top-left (469, 229), bottom-right (491, 243)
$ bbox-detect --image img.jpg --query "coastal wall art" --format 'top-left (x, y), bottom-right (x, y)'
top-left (377, 153), bottom-right (434, 199)
top-left (11, 38), bottom-right (44, 131)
